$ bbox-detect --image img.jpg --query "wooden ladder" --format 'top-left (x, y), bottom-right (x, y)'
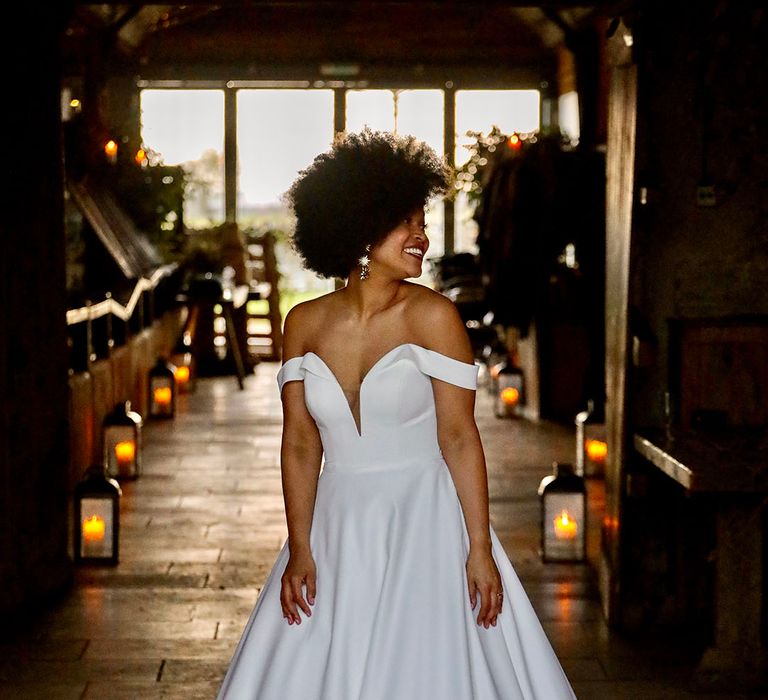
top-left (244, 230), bottom-right (283, 362)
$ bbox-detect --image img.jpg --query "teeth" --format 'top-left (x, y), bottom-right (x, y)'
top-left (404, 247), bottom-right (423, 258)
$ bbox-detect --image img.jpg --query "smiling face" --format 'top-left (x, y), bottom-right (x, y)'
top-left (366, 206), bottom-right (429, 279)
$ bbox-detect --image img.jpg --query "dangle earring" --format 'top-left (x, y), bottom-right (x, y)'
top-left (358, 244), bottom-right (372, 281)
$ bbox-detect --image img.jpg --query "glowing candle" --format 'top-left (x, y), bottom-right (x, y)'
top-left (153, 386), bottom-right (172, 406)
top-left (500, 387), bottom-right (520, 406)
top-left (553, 510), bottom-right (578, 540)
top-left (82, 515), bottom-right (106, 542)
top-left (104, 140), bottom-right (118, 164)
top-left (114, 441), bottom-right (135, 467)
top-left (586, 439), bottom-right (608, 463)
top-left (174, 365), bottom-right (190, 386)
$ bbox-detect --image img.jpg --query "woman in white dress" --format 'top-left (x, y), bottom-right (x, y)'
top-left (217, 129), bottom-right (576, 699)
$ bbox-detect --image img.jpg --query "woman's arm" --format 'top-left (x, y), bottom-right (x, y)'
top-left (421, 295), bottom-right (503, 629)
top-left (278, 303), bottom-right (323, 624)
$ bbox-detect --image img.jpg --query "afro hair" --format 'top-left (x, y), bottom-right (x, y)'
top-left (283, 128), bottom-right (451, 279)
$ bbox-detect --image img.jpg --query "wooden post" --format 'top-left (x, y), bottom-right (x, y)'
top-left (693, 498), bottom-right (768, 690)
top-left (333, 87), bottom-right (347, 290)
top-left (225, 86), bottom-right (238, 224)
top-left (333, 87), bottom-right (346, 138)
top-left (443, 85), bottom-right (456, 255)
top-left (602, 19), bottom-right (637, 626)
top-left (1, 5), bottom-right (73, 617)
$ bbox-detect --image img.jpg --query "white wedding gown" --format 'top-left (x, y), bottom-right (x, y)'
top-left (217, 343), bottom-right (576, 699)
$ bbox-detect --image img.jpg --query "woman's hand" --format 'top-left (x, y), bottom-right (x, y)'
top-left (466, 547), bottom-right (503, 628)
top-left (280, 549), bottom-right (317, 625)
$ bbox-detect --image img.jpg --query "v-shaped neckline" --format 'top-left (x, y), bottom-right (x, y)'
top-left (305, 342), bottom-right (413, 438)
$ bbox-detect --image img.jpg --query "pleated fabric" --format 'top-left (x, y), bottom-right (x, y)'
top-left (216, 344), bottom-right (576, 699)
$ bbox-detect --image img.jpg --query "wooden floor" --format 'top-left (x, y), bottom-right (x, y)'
top-left (0, 363), bottom-right (745, 699)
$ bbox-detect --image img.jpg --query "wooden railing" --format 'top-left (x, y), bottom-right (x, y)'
top-left (66, 264), bottom-right (178, 325)
top-left (66, 264), bottom-right (181, 373)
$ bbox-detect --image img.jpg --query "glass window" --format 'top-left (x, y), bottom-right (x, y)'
top-left (237, 88), bottom-right (333, 296)
top-left (140, 89), bottom-right (225, 228)
top-left (237, 89), bottom-right (334, 226)
top-left (238, 89), bottom-right (335, 297)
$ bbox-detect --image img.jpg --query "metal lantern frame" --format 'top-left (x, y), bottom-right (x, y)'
top-left (103, 400), bottom-right (143, 480)
top-left (74, 466), bottom-right (122, 565)
top-left (575, 399), bottom-right (607, 478)
top-left (538, 462), bottom-right (587, 563)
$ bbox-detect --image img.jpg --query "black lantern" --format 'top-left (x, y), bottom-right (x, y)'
top-left (103, 401), bottom-right (142, 480)
top-left (491, 360), bottom-right (525, 418)
top-left (538, 462), bottom-right (586, 563)
top-left (575, 399), bottom-right (607, 477)
top-left (74, 466), bottom-right (121, 565)
top-left (149, 358), bottom-right (176, 419)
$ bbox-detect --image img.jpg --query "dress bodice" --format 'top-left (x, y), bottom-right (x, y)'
top-left (276, 343), bottom-right (479, 471)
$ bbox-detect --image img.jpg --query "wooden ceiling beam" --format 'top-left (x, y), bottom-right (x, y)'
top-left (74, 1), bottom-right (608, 6)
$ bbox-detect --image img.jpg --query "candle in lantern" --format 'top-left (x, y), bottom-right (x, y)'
top-left (153, 386), bottom-right (172, 406)
top-left (104, 140), bottom-right (118, 164)
top-left (585, 439), bottom-right (607, 463)
top-left (174, 365), bottom-right (190, 386)
top-left (82, 514), bottom-right (106, 543)
top-left (500, 387), bottom-right (520, 406)
top-left (114, 440), bottom-right (136, 468)
top-left (553, 510), bottom-right (578, 540)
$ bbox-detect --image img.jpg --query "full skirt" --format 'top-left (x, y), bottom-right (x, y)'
top-left (216, 457), bottom-right (576, 699)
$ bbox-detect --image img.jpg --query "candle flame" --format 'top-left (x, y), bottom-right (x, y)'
top-left (154, 386), bottom-right (172, 405)
top-left (500, 387), bottom-right (519, 406)
top-left (82, 514), bottom-right (106, 542)
top-left (586, 439), bottom-right (607, 462)
top-left (553, 510), bottom-right (578, 540)
top-left (114, 440), bottom-right (135, 465)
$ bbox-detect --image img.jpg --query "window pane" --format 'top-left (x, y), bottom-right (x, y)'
top-left (238, 89), bottom-right (335, 296)
top-left (398, 90), bottom-right (445, 278)
top-left (454, 89), bottom-right (540, 253)
top-left (346, 89), bottom-right (395, 133)
top-left (455, 89), bottom-right (540, 166)
top-left (140, 89), bottom-right (225, 227)
top-left (237, 89), bottom-right (334, 220)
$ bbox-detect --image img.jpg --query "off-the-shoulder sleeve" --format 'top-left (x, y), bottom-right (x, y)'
top-left (415, 347), bottom-right (479, 390)
top-left (276, 356), bottom-right (306, 394)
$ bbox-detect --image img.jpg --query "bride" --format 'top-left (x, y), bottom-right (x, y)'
top-left (216, 129), bottom-right (576, 699)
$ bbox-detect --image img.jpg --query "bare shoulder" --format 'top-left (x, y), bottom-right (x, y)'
top-left (281, 290), bottom-right (339, 359)
top-left (404, 283), bottom-right (474, 363)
